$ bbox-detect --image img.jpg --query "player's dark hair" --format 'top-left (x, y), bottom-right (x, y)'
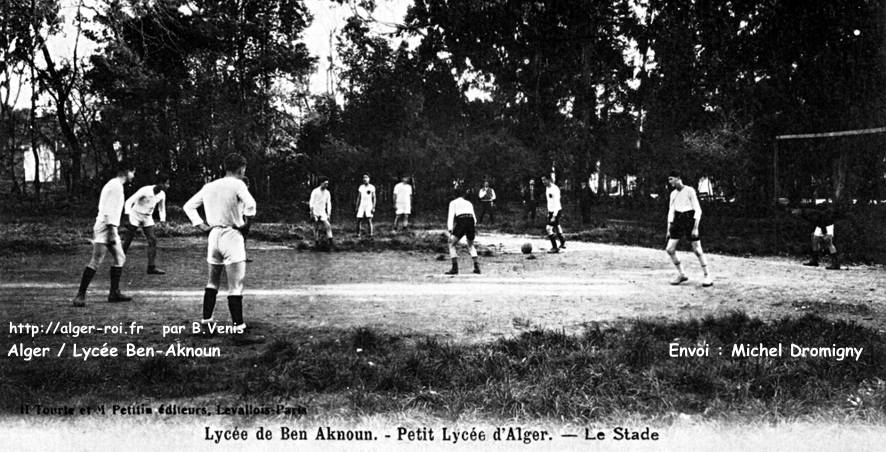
top-left (156, 172), bottom-right (170, 183)
top-left (318, 176), bottom-right (329, 184)
top-left (668, 170), bottom-right (681, 179)
top-left (116, 160), bottom-right (135, 174)
top-left (224, 153), bottom-right (247, 172)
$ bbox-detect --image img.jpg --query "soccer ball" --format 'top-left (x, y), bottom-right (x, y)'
top-left (521, 242), bottom-right (533, 254)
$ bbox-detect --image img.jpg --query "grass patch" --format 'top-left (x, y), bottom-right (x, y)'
top-left (2, 312), bottom-right (884, 422)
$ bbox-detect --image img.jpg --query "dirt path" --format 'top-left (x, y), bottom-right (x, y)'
top-left (2, 233), bottom-right (885, 342)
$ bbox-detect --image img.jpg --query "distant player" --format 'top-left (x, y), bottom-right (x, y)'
top-left (122, 173), bottom-right (169, 275)
top-left (542, 175), bottom-right (566, 253)
top-left (522, 178), bottom-right (539, 221)
top-left (393, 176), bottom-right (413, 231)
top-left (665, 171), bottom-right (712, 287)
top-left (183, 153), bottom-right (259, 341)
top-left (71, 162), bottom-right (136, 307)
top-left (355, 174), bottom-right (376, 238)
top-left (310, 177), bottom-right (334, 249)
top-left (445, 186), bottom-right (481, 275)
top-left (477, 180), bottom-right (496, 225)
top-left (785, 201), bottom-right (840, 269)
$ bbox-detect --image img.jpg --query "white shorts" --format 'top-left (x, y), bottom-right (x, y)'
top-left (92, 221), bottom-right (120, 245)
top-left (313, 213), bottom-right (330, 222)
top-left (129, 212), bottom-right (155, 228)
top-left (813, 225), bottom-right (835, 237)
top-left (396, 206), bottom-right (411, 215)
top-left (356, 204), bottom-right (373, 218)
top-left (207, 227), bottom-right (246, 266)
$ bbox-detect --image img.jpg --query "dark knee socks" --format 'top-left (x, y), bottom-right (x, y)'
top-left (78, 267), bottom-right (96, 295)
top-left (202, 288), bottom-right (218, 320)
top-left (228, 295), bottom-right (244, 326)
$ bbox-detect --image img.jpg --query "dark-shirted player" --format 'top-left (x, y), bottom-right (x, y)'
top-left (666, 171), bottom-right (712, 287)
top-left (445, 187), bottom-right (481, 275)
top-left (184, 153), bottom-right (261, 343)
top-left (791, 203), bottom-right (840, 269)
top-left (72, 162), bottom-right (136, 306)
top-left (542, 175), bottom-right (566, 253)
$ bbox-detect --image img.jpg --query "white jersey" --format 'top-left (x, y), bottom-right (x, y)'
top-left (310, 187), bottom-right (332, 217)
top-left (545, 184), bottom-right (562, 214)
top-left (125, 185), bottom-right (167, 222)
top-left (184, 176), bottom-right (256, 228)
top-left (393, 182), bottom-right (412, 210)
top-left (96, 177), bottom-right (127, 227)
top-left (668, 186), bottom-right (702, 222)
top-left (357, 184), bottom-right (376, 208)
top-left (447, 197), bottom-right (476, 231)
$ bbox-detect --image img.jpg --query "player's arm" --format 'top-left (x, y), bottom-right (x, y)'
top-left (236, 181), bottom-right (257, 234)
top-left (356, 191), bottom-right (361, 212)
top-left (447, 202), bottom-right (455, 234)
top-left (666, 192), bottom-right (676, 238)
top-left (490, 189), bottom-right (496, 204)
top-left (183, 188), bottom-right (210, 232)
top-left (158, 192), bottom-right (167, 223)
top-left (371, 189), bottom-right (376, 213)
top-left (690, 188), bottom-right (702, 230)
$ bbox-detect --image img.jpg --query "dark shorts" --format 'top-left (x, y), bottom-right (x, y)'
top-left (671, 211), bottom-right (700, 241)
top-left (452, 215), bottom-right (476, 241)
top-left (547, 211), bottom-right (561, 227)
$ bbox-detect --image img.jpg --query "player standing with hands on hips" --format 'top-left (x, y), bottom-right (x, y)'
top-left (665, 171), bottom-right (713, 287)
top-left (71, 162), bottom-right (136, 307)
top-left (445, 186), bottom-right (481, 275)
top-left (122, 172), bottom-right (169, 275)
top-left (184, 154), bottom-right (261, 342)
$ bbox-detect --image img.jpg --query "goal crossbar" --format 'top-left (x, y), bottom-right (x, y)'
top-left (776, 126), bottom-right (886, 141)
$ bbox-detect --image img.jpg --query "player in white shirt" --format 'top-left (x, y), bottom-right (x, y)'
top-left (122, 173), bottom-right (170, 274)
top-left (184, 154), bottom-right (259, 339)
top-left (445, 186), bottom-right (481, 275)
top-left (393, 176), bottom-right (413, 231)
top-left (542, 175), bottom-right (566, 253)
top-left (665, 171), bottom-right (712, 287)
top-left (355, 174), bottom-right (376, 238)
top-left (310, 177), bottom-right (334, 250)
top-left (72, 162), bottom-right (136, 307)
top-left (477, 181), bottom-right (497, 224)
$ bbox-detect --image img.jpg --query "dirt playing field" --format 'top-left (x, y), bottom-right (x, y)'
top-left (2, 232), bottom-right (885, 342)
top-left (2, 233), bottom-right (886, 337)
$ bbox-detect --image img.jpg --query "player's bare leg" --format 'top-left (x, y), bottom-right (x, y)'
top-left (666, 238), bottom-right (688, 285)
top-left (143, 226), bottom-right (165, 274)
top-left (106, 241), bottom-right (131, 302)
top-left (556, 225), bottom-right (566, 249)
top-left (692, 240), bottom-right (713, 286)
top-left (804, 234), bottom-right (822, 266)
top-left (823, 235), bottom-right (840, 269)
top-left (467, 238), bottom-right (480, 274)
top-left (367, 218), bottom-right (373, 237)
top-left (546, 224), bottom-right (560, 253)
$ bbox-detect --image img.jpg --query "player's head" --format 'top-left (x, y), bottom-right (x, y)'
top-left (401, 176), bottom-right (410, 183)
top-left (116, 161), bottom-right (136, 182)
top-left (483, 180), bottom-right (490, 188)
top-left (541, 175), bottom-right (552, 186)
top-left (362, 174), bottom-right (370, 184)
top-left (667, 171), bottom-right (682, 188)
top-left (224, 153), bottom-right (247, 177)
top-left (318, 176), bottom-right (329, 189)
top-left (155, 172), bottom-right (170, 191)
top-left (529, 178), bottom-right (535, 186)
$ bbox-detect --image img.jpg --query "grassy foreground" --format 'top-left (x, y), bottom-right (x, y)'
top-left (2, 312), bottom-right (884, 422)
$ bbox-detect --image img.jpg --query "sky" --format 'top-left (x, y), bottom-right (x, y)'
top-left (10, 0), bottom-right (414, 108)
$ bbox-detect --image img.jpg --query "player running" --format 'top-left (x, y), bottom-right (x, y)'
top-left (393, 176), bottom-right (413, 231)
top-left (355, 174), bottom-right (376, 238)
top-left (445, 186), bottom-right (481, 275)
top-left (183, 153), bottom-right (259, 341)
top-left (121, 173), bottom-right (169, 275)
top-left (665, 171), bottom-right (713, 287)
top-left (542, 175), bottom-right (566, 253)
top-left (310, 177), bottom-right (334, 250)
top-left (71, 162), bottom-right (136, 307)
